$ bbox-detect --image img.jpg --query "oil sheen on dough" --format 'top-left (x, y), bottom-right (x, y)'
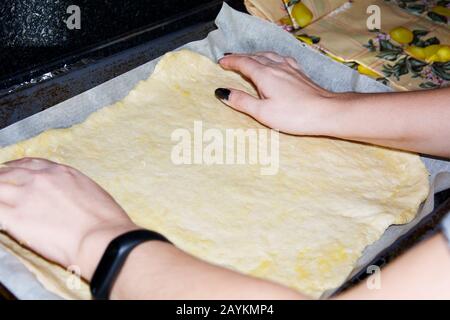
top-left (0, 50), bottom-right (429, 299)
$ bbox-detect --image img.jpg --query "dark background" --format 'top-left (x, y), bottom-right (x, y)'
top-left (0, 0), bottom-right (244, 90)
top-left (0, 0), bottom-right (244, 129)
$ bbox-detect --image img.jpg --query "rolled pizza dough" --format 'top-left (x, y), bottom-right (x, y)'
top-left (0, 50), bottom-right (429, 299)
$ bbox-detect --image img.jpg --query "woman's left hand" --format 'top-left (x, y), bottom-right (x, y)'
top-left (216, 52), bottom-right (349, 136)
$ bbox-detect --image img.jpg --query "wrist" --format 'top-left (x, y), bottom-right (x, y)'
top-left (109, 240), bottom-right (175, 299)
top-left (324, 92), bottom-right (404, 142)
top-left (73, 222), bottom-right (138, 281)
top-left (303, 92), bottom-right (357, 137)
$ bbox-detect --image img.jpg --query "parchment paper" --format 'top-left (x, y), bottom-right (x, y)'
top-left (0, 4), bottom-right (449, 299)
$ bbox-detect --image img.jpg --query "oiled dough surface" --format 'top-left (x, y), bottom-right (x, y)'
top-left (0, 50), bottom-right (429, 299)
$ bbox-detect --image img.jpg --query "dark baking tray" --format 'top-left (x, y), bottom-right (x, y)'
top-left (0, 0), bottom-right (246, 93)
top-left (0, 21), bottom-right (216, 129)
top-left (0, 0), bottom-right (245, 128)
top-left (336, 188), bottom-right (450, 295)
top-left (0, 0), bottom-right (449, 300)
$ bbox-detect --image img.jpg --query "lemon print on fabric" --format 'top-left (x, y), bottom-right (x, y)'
top-left (405, 43), bottom-right (450, 63)
top-left (292, 2), bottom-right (313, 28)
top-left (426, 45), bottom-right (450, 63)
top-left (436, 46), bottom-right (450, 62)
top-left (432, 5), bottom-right (450, 17)
top-left (405, 46), bottom-right (427, 60)
top-left (357, 64), bottom-right (380, 78)
top-left (295, 34), bottom-right (320, 45)
top-left (389, 27), bottom-right (414, 45)
top-left (363, 27), bottom-right (449, 89)
top-left (279, 16), bottom-right (294, 27)
top-left (296, 35), bottom-right (313, 45)
top-left (424, 44), bottom-right (442, 57)
top-left (327, 53), bottom-right (346, 64)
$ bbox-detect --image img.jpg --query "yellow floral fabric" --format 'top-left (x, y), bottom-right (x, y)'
top-left (244, 0), bottom-right (450, 91)
top-left (243, 0), bottom-right (349, 30)
top-left (244, 0), bottom-right (288, 22)
top-left (388, 0), bottom-right (450, 26)
top-left (283, 0), bottom-right (349, 28)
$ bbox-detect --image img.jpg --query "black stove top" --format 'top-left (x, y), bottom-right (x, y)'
top-left (1, 0), bottom-right (244, 91)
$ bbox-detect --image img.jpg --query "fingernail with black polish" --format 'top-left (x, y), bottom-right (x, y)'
top-left (215, 88), bottom-right (231, 101)
top-left (218, 52), bottom-right (232, 62)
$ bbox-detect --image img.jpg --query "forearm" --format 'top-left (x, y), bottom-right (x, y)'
top-left (338, 233), bottom-right (450, 300)
top-left (98, 231), bottom-right (450, 300)
top-left (218, 53), bottom-right (449, 157)
top-left (109, 241), bottom-right (304, 300)
top-left (78, 225), bottom-right (304, 299)
top-left (328, 88), bottom-right (450, 157)
top-left (77, 225), bottom-right (450, 300)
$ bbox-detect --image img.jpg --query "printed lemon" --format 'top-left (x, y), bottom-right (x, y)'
top-left (424, 44), bottom-right (443, 62)
top-left (428, 45), bottom-right (450, 63)
top-left (280, 16), bottom-right (293, 26)
top-left (292, 3), bottom-right (313, 28)
top-left (296, 35), bottom-right (313, 45)
top-left (432, 5), bottom-right (450, 17)
top-left (427, 54), bottom-right (440, 63)
top-left (405, 46), bottom-right (426, 60)
top-left (327, 53), bottom-right (346, 63)
top-left (389, 27), bottom-right (414, 44)
top-left (357, 64), bottom-right (380, 78)
top-left (436, 46), bottom-right (450, 62)
top-left (424, 44), bottom-right (442, 56)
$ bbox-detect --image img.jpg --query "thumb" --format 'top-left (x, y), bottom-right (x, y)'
top-left (215, 88), bottom-right (260, 117)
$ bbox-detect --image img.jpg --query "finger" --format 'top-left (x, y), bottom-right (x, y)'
top-left (294, 69), bottom-right (332, 95)
top-left (0, 183), bottom-right (21, 205)
top-left (253, 52), bottom-right (300, 71)
top-left (227, 52), bottom-right (299, 69)
top-left (4, 157), bottom-right (57, 171)
top-left (0, 202), bottom-right (14, 231)
top-left (215, 88), bottom-right (261, 117)
top-left (224, 53), bottom-right (281, 67)
top-left (0, 167), bottom-right (34, 185)
top-left (249, 55), bottom-right (275, 66)
top-left (0, 183), bottom-right (20, 229)
top-left (219, 56), bottom-right (268, 87)
top-left (285, 57), bottom-right (300, 70)
top-left (231, 54), bottom-right (315, 91)
top-left (226, 54), bottom-right (276, 68)
top-left (253, 52), bottom-right (286, 64)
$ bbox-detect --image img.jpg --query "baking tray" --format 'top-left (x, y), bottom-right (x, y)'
top-left (0, 21), bottom-right (216, 130)
top-left (337, 188), bottom-right (450, 294)
top-left (0, 2), bottom-right (449, 300)
top-left (0, 0), bottom-right (246, 93)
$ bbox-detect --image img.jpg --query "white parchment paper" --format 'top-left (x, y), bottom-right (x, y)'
top-left (0, 4), bottom-right (449, 299)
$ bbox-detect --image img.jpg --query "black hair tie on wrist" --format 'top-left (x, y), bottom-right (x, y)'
top-left (90, 229), bottom-right (172, 300)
